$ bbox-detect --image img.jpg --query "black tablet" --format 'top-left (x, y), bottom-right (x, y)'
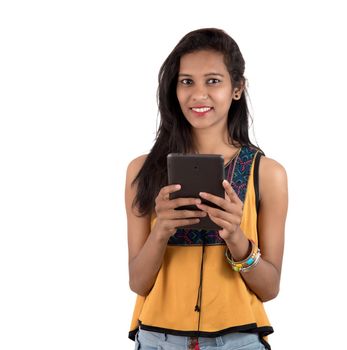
top-left (167, 153), bottom-right (225, 230)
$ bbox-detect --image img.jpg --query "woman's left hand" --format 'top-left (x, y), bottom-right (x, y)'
top-left (196, 180), bottom-right (243, 242)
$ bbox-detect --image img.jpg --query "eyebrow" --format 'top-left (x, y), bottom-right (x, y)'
top-left (178, 73), bottom-right (225, 77)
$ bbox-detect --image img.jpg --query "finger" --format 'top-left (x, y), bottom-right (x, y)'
top-left (158, 198), bottom-right (201, 212)
top-left (222, 180), bottom-right (239, 203)
top-left (169, 197), bottom-right (201, 210)
top-left (159, 184), bottom-right (181, 200)
top-left (156, 199), bottom-right (203, 216)
top-left (171, 209), bottom-right (207, 219)
top-left (207, 214), bottom-right (235, 232)
top-left (197, 203), bottom-right (241, 224)
top-left (199, 191), bottom-right (228, 210)
top-left (172, 218), bottom-right (201, 229)
top-left (197, 201), bottom-right (242, 218)
top-left (223, 180), bottom-right (244, 208)
top-left (163, 217), bottom-right (202, 235)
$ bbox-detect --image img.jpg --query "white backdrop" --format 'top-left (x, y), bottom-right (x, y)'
top-left (1, 1), bottom-right (346, 349)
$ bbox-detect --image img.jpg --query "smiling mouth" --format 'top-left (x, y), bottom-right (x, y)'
top-left (191, 107), bottom-right (213, 113)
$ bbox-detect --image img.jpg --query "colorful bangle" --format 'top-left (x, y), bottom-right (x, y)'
top-left (225, 240), bottom-right (261, 272)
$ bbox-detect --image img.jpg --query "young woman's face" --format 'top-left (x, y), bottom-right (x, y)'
top-left (176, 50), bottom-right (238, 131)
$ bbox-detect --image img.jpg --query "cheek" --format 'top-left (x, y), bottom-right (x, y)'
top-left (219, 91), bottom-right (233, 106)
top-left (176, 88), bottom-right (186, 106)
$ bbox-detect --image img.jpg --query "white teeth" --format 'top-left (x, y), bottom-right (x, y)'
top-left (192, 107), bottom-right (211, 112)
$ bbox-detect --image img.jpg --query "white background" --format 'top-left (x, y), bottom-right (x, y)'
top-left (1, 1), bottom-right (346, 349)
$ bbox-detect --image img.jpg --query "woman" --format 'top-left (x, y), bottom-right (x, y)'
top-left (125, 28), bottom-right (288, 350)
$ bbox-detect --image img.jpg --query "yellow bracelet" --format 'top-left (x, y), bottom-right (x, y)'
top-left (225, 240), bottom-right (261, 272)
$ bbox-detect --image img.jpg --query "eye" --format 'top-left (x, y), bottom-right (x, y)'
top-left (179, 78), bottom-right (193, 85)
top-left (207, 78), bottom-right (221, 84)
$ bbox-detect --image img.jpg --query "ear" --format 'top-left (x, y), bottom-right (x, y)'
top-left (232, 81), bottom-right (245, 100)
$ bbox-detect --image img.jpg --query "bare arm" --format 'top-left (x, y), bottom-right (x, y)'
top-left (125, 156), bottom-right (166, 296)
top-left (197, 156), bottom-right (288, 302)
top-left (126, 156), bottom-right (207, 296)
top-left (237, 156), bottom-right (288, 301)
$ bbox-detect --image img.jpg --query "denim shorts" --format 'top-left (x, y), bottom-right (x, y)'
top-left (135, 328), bottom-right (267, 350)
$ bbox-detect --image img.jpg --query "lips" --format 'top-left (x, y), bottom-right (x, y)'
top-left (191, 107), bottom-right (212, 112)
top-left (190, 106), bottom-right (213, 116)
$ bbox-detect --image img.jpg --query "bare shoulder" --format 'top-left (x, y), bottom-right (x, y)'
top-left (258, 156), bottom-right (288, 201)
top-left (125, 154), bottom-right (149, 216)
top-left (126, 154), bottom-right (148, 182)
top-left (259, 156), bottom-right (287, 181)
top-left (125, 154), bottom-right (152, 262)
top-left (125, 154), bottom-right (148, 194)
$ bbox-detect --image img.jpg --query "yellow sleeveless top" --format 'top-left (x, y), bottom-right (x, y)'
top-left (129, 146), bottom-right (272, 349)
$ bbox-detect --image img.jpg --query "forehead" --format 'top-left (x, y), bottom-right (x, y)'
top-left (179, 50), bottom-right (228, 74)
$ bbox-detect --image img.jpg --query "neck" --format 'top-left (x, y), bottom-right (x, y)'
top-left (192, 127), bottom-right (234, 154)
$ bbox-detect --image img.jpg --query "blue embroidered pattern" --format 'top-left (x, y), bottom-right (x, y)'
top-left (167, 146), bottom-right (258, 246)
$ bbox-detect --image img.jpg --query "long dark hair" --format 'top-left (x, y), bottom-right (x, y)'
top-left (133, 28), bottom-right (260, 216)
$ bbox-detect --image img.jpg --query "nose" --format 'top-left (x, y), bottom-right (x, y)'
top-left (191, 84), bottom-right (208, 101)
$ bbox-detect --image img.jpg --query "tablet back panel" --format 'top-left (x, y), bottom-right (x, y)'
top-left (167, 153), bottom-right (224, 230)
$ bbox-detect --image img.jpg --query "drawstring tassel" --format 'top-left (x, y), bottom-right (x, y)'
top-left (193, 241), bottom-right (205, 350)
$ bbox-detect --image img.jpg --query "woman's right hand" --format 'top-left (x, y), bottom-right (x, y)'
top-left (153, 184), bottom-right (207, 240)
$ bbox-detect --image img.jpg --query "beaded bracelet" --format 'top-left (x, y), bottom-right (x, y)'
top-left (225, 240), bottom-right (261, 272)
